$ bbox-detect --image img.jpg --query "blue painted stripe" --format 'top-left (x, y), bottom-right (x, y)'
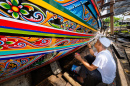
top-left (0, 42), bottom-right (86, 56)
top-left (0, 45), bottom-right (83, 60)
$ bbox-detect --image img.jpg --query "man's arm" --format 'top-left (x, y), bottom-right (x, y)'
top-left (81, 59), bottom-right (98, 71)
top-left (88, 43), bottom-right (96, 57)
top-left (75, 53), bottom-right (98, 71)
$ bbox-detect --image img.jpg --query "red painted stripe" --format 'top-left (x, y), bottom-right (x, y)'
top-left (62, 0), bottom-right (78, 6)
top-left (0, 19), bottom-right (94, 36)
top-left (91, 0), bottom-right (100, 16)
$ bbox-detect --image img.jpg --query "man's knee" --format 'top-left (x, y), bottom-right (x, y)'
top-left (84, 55), bottom-right (95, 64)
top-left (84, 55), bottom-right (92, 60)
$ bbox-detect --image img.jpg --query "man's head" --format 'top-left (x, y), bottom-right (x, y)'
top-left (94, 37), bottom-right (111, 51)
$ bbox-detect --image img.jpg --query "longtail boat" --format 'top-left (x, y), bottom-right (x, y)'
top-left (0, 0), bottom-right (101, 83)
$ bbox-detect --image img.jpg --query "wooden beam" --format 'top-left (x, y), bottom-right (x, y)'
top-left (124, 11), bottom-right (130, 16)
top-left (100, 12), bottom-right (114, 18)
top-left (99, 0), bottom-right (104, 11)
top-left (110, 0), bottom-right (114, 35)
top-left (115, 0), bottom-right (126, 2)
top-left (102, 5), bottom-right (130, 10)
top-left (100, 2), bottom-right (110, 9)
top-left (63, 72), bottom-right (81, 86)
top-left (101, 0), bottom-right (104, 6)
top-left (100, 1), bottom-right (115, 9)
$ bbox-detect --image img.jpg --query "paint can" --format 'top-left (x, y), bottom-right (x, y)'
top-left (71, 65), bottom-right (78, 73)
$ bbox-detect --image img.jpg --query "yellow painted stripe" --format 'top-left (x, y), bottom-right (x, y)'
top-left (28, 0), bottom-right (97, 32)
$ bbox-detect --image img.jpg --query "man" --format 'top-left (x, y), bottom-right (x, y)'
top-left (74, 37), bottom-right (116, 86)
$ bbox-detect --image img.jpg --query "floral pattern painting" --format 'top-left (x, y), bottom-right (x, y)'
top-left (0, 0), bottom-right (29, 18)
top-left (0, 0), bottom-right (98, 83)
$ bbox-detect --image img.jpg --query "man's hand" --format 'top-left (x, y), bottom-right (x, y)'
top-left (74, 53), bottom-right (83, 62)
top-left (87, 42), bottom-right (95, 57)
top-left (74, 53), bottom-right (97, 71)
top-left (87, 42), bottom-right (91, 48)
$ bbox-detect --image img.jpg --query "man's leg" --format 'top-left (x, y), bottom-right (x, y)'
top-left (78, 64), bottom-right (102, 86)
top-left (85, 67), bottom-right (102, 86)
top-left (76, 55), bottom-right (102, 86)
top-left (75, 54), bottom-right (96, 79)
top-left (84, 54), bottom-right (95, 64)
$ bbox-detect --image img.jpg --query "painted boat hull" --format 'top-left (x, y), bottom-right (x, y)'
top-left (0, 0), bottom-right (100, 83)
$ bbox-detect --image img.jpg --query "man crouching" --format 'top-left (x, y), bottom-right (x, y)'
top-left (74, 37), bottom-right (116, 86)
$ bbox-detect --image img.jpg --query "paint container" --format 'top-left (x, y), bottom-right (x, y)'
top-left (71, 65), bottom-right (78, 73)
top-left (75, 53), bottom-right (80, 57)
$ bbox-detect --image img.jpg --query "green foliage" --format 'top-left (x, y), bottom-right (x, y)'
top-left (103, 17), bottom-right (127, 27)
top-left (114, 17), bottom-right (120, 23)
top-left (121, 30), bottom-right (128, 33)
top-left (122, 24), bottom-right (128, 27)
top-left (103, 17), bottom-right (121, 23)
top-left (103, 17), bottom-right (110, 22)
top-left (114, 22), bottom-right (120, 26)
top-left (114, 30), bottom-right (130, 34)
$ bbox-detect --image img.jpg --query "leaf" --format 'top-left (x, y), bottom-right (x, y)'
top-left (49, 22), bottom-right (61, 29)
top-left (0, 2), bottom-right (11, 9)
top-left (6, 41), bottom-right (14, 44)
top-left (0, 71), bottom-right (3, 73)
top-left (12, 12), bottom-right (19, 18)
top-left (11, 0), bottom-right (19, 6)
top-left (0, 46), bottom-right (3, 49)
top-left (20, 9), bottom-right (29, 15)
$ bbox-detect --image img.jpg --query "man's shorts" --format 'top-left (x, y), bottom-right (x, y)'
top-left (76, 55), bottom-right (102, 86)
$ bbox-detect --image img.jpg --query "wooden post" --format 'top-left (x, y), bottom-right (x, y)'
top-left (110, 0), bottom-right (114, 35)
top-left (63, 72), bottom-right (81, 86)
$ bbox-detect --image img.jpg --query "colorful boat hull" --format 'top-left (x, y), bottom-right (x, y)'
top-left (0, 0), bottom-right (100, 83)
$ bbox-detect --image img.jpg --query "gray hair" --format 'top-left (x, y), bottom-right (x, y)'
top-left (102, 44), bottom-right (108, 49)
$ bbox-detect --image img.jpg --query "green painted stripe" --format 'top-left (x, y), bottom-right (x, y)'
top-left (43, 0), bottom-right (97, 30)
top-left (0, 28), bottom-right (93, 38)
top-left (0, 41), bottom-right (87, 56)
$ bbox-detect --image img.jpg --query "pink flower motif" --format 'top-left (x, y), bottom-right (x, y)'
top-left (1, 38), bottom-right (7, 41)
top-left (0, 36), bottom-right (14, 50)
